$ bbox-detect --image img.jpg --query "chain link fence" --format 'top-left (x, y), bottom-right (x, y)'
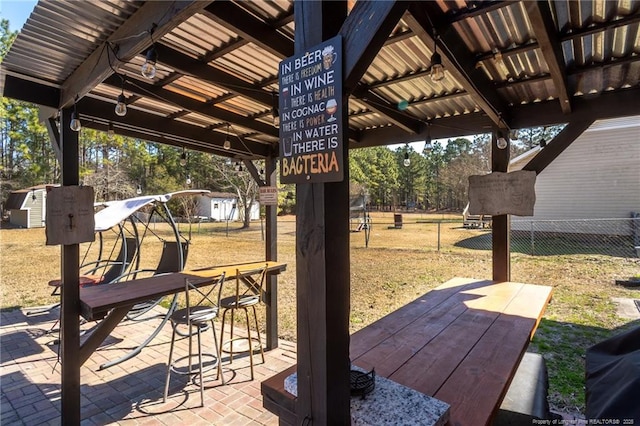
top-left (511, 218), bottom-right (640, 258)
top-left (406, 217), bottom-right (640, 259)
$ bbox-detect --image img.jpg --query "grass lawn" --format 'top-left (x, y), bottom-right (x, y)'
top-left (1, 211), bottom-right (639, 415)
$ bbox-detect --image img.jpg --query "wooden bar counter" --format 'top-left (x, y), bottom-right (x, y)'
top-left (262, 277), bottom-right (553, 426)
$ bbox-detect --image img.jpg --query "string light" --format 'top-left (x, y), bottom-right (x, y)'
top-left (70, 96), bottom-right (81, 131)
top-left (115, 77), bottom-right (127, 116)
top-left (180, 147), bottom-right (187, 166)
top-left (107, 122), bottom-right (115, 140)
top-left (115, 93), bottom-right (127, 116)
top-left (141, 25), bottom-right (158, 79)
top-left (403, 144), bottom-right (411, 167)
top-left (141, 46), bottom-right (157, 79)
top-left (430, 33), bottom-right (445, 83)
top-left (223, 123), bottom-right (231, 150)
top-left (496, 132), bottom-right (508, 149)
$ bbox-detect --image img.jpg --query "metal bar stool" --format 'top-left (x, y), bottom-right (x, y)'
top-left (164, 274), bottom-right (226, 406)
top-left (219, 265), bottom-right (268, 380)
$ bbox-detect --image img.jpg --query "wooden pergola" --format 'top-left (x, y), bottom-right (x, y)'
top-left (2, 0), bottom-right (640, 424)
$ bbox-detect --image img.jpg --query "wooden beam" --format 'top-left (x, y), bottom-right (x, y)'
top-left (525, 1), bottom-right (571, 114)
top-left (295, 1), bottom-right (350, 424)
top-left (2, 74), bottom-right (59, 107)
top-left (103, 75), bottom-right (279, 138)
top-left (352, 84), bottom-right (423, 134)
top-left (77, 97), bottom-right (271, 157)
top-left (341, 1), bottom-right (409, 94)
top-left (81, 119), bottom-right (245, 158)
top-left (154, 44), bottom-right (274, 107)
top-left (446, 1), bottom-right (515, 22)
top-left (60, 1), bottom-right (207, 108)
top-left (491, 131), bottom-right (510, 282)
top-left (60, 107), bottom-right (81, 426)
top-left (406, 3), bottom-right (510, 130)
top-left (560, 11), bottom-right (640, 41)
top-left (523, 120), bottom-right (594, 174)
top-left (264, 155), bottom-right (278, 350)
top-left (356, 112), bottom-right (494, 147)
top-left (203, 1), bottom-right (293, 58)
top-left (509, 87), bottom-right (640, 128)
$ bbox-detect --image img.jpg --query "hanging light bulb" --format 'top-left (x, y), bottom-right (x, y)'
top-left (115, 92), bottom-right (127, 116)
top-left (107, 122), bottom-right (115, 140)
top-left (180, 147), bottom-right (187, 166)
top-left (423, 138), bottom-right (433, 154)
top-left (423, 123), bottom-right (433, 154)
top-left (223, 124), bottom-right (231, 150)
top-left (496, 132), bottom-right (509, 150)
top-left (430, 52), bottom-right (444, 82)
top-left (136, 184), bottom-right (142, 195)
top-left (70, 97), bottom-right (81, 131)
top-left (70, 111), bottom-right (82, 132)
top-left (403, 151), bottom-right (411, 167)
top-left (430, 33), bottom-right (445, 83)
top-left (141, 46), bottom-right (157, 79)
top-left (186, 175), bottom-right (192, 185)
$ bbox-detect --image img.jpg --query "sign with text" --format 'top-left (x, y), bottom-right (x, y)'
top-left (259, 186), bottom-right (278, 205)
top-left (279, 35), bottom-right (343, 183)
top-left (468, 170), bottom-right (536, 216)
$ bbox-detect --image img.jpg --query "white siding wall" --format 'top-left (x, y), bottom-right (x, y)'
top-left (512, 116), bottom-right (640, 233)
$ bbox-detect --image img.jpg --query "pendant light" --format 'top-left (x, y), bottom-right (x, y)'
top-left (180, 147), bottom-right (187, 166)
top-left (107, 122), bottom-right (115, 140)
top-left (223, 124), bottom-right (231, 150)
top-left (430, 34), bottom-right (445, 83)
top-left (141, 46), bottom-right (157, 79)
top-left (70, 96), bottom-right (81, 131)
top-left (115, 77), bottom-right (127, 117)
top-left (403, 144), bottom-right (411, 167)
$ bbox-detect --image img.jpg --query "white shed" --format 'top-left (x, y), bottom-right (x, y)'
top-left (196, 192), bottom-right (260, 222)
top-left (510, 116), bottom-right (640, 235)
top-left (4, 185), bottom-right (54, 228)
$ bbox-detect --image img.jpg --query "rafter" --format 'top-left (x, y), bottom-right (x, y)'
top-left (77, 97), bottom-right (271, 158)
top-left (406, 3), bottom-right (509, 130)
top-left (340, 1), bottom-right (409, 94)
top-left (510, 87), bottom-right (640, 128)
top-left (357, 86), bottom-right (640, 147)
top-left (154, 44), bottom-right (275, 107)
top-left (525, 1), bottom-right (571, 114)
top-left (103, 75), bottom-right (279, 137)
top-left (60, 1), bottom-right (207, 109)
top-left (203, 1), bottom-right (293, 59)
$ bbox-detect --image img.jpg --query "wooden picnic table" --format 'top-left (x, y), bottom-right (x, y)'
top-left (262, 277), bottom-right (553, 426)
top-left (78, 260), bottom-right (286, 368)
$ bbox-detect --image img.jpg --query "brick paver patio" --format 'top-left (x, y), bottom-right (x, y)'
top-left (0, 305), bottom-right (296, 425)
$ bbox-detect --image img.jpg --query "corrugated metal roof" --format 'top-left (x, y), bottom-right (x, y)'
top-left (2, 0), bottom-right (639, 156)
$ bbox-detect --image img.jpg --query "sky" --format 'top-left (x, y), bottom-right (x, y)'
top-left (1, 0), bottom-right (38, 32)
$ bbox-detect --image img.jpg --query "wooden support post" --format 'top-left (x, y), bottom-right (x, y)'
top-left (492, 131), bottom-right (510, 282)
top-left (295, 1), bottom-right (351, 425)
top-left (265, 155), bottom-right (279, 350)
top-left (60, 107), bottom-right (81, 425)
